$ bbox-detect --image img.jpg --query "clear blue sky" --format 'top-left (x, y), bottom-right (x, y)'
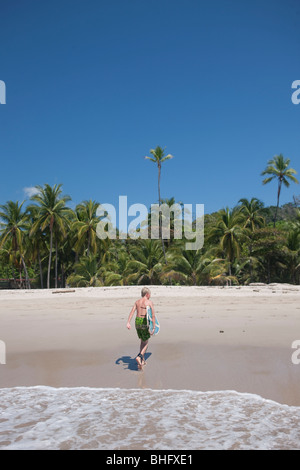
top-left (0, 0), bottom-right (299, 216)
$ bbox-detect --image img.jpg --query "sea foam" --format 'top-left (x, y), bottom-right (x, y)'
top-left (0, 386), bottom-right (299, 450)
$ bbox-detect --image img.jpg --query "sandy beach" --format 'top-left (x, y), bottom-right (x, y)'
top-left (1, 284), bottom-right (300, 406)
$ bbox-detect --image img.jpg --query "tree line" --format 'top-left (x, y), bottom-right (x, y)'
top-left (0, 149), bottom-right (299, 288)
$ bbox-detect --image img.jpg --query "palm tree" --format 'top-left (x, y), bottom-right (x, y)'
top-left (207, 207), bottom-right (244, 281)
top-left (73, 200), bottom-right (101, 256)
top-left (161, 248), bottom-right (207, 285)
top-left (67, 250), bottom-right (126, 287)
top-left (238, 198), bottom-right (265, 283)
top-left (145, 146), bottom-right (174, 262)
top-left (26, 204), bottom-right (47, 288)
top-left (261, 154), bottom-right (298, 227)
top-left (101, 243), bottom-right (131, 285)
top-left (203, 256), bottom-right (238, 285)
top-left (126, 239), bottom-right (164, 284)
top-left (67, 254), bottom-right (103, 287)
top-left (0, 200), bottom-right (31, 288)
top-left (238, 198), bottom-right (265, 231)
top-left (0, 242), bottom-right (13, 278)
top-left (29, 184), bottom-right (72, 289)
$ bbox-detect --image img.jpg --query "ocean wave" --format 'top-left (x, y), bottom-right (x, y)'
top-left (0, 386), bottom-right (299, 450)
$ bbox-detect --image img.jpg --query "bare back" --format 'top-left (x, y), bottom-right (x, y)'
top-left (135, 297), bottom-right (152, 318)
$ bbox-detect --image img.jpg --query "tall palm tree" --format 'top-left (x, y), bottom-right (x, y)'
top-left (0, 200), bottom-right (31, 288)
top-left (261, 154), bottom-right (298, 227)
top-left (29, 184), bottom-right (72, 289)
top-left (145, 146), bottom-right (174, 263)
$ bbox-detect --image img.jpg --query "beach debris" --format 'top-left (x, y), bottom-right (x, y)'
top-left (52, 289), bottom-right (75, 294)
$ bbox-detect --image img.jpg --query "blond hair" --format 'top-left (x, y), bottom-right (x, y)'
top-left (141, 287), bottom-right (151, 297)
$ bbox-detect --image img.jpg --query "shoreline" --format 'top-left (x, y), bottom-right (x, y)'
top-left (1, 285), bottom-right (300, 406)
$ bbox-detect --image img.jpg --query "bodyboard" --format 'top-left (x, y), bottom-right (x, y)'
top-left (146, 306), bottom-right (160, 336)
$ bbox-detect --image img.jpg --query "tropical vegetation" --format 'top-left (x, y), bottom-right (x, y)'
top-left (0, 153), bottom-right (299, 288)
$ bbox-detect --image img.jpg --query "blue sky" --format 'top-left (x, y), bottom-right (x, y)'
top-left (0, 0), bottom-right (299, 216)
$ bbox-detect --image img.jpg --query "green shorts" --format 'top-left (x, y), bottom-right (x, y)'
top-left (135, 316), bottom-right (150, 341)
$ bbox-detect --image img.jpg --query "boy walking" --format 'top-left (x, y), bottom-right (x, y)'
top-left (127, 287), bottom-right (155, 369)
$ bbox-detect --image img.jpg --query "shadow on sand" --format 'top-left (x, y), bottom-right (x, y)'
top-left (116, 352), bottom-right (152, 371)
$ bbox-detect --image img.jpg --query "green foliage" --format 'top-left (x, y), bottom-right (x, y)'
top-left (1, 187), bottom-right (300, 288)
